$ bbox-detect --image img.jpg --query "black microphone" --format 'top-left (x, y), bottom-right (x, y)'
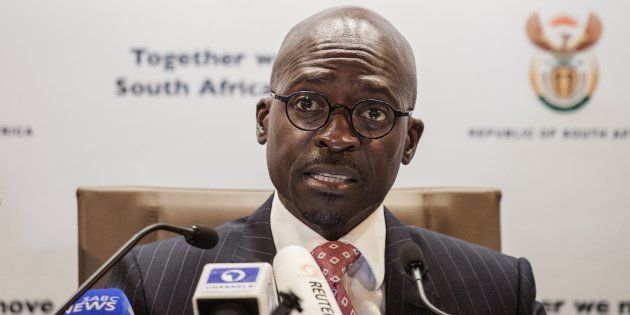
top-left (399, 242), bottom-right (451, 315)
top-left (56, 223), bottom-right (218, 315)
top-left (272, 292), bottom-right (302, 315)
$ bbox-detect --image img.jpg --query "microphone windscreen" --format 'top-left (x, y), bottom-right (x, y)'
top-left (398, 241), bottom-right (423, 272)
top-left (187, 225), bottom-right (219, 249)
top-left (64, 288), bottom-right (133, 314)
top-left (273, 245), bottom-right (342, 315)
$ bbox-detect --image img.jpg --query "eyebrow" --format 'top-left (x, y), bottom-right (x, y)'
top-left (285, 72), bottom-right (339, 91)
top-left (356, 78), bottom-right (399, 105)
top-left (285, 72), bottom-right (400, 107)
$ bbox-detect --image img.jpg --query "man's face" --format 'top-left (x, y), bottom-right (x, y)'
top-left (257, 16), bottom-right (422, 237)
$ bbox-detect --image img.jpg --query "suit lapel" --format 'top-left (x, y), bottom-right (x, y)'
top-left (229, 195), bottom-right (277, 264)
top-left (384, 209), bottom-right (442, 314)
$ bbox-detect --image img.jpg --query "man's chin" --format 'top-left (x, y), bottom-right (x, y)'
top-left (294, 189), bottom-right (355, 214)
top-left (302, 210), bottom-right (346, 229)
top-left (292, 188), bottom-right (360, 228)
top-left (293, 182), bottom-right (362, 212)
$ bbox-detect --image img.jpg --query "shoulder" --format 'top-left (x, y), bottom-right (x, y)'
top-left (402, 226), bottom-right (543, 314)
top-left (131, 216), bottom-right (249, 268)
top-left (108, 217), bottom-right (250, 315)
top-left (405, 226), bottom-right (518, 269)
top-left (129, 193), bottom-right (275, 263)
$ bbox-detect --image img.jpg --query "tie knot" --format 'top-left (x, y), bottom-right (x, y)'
top-left (311, 240), bottom-right (361, 282)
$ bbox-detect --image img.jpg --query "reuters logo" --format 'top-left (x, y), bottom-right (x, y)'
top-left (526, 12), bottom-right (602, 112)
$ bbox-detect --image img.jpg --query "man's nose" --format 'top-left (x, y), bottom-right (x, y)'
top-left (314, 108), bottom-right (360, 152)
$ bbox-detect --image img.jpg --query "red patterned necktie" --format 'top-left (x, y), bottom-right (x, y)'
top-left (311, 240), bottom-right (362, 315)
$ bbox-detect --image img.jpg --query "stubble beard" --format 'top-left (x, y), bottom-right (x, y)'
top-left (303, 210), bottom-right (345, 229)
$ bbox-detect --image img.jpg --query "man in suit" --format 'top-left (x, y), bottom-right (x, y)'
top-left (110, 6), bottom-right (545, 314)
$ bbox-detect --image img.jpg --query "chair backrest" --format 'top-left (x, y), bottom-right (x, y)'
top-left (77, 186), bottom-right (501, 283)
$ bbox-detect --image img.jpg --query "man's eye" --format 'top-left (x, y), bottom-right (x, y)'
top-left (363, 107), bottom-right (387, 121)
top-left (294, 97), bottom-right (322, 111)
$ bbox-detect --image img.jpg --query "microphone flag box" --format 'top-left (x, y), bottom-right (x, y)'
top-left (193, 262), bottom-right (278, 315)
top-left (64, 288), bottom-right (133, 314)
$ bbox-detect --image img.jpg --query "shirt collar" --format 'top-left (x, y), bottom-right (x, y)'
top-left (270, 192), bottom-right (386, 289)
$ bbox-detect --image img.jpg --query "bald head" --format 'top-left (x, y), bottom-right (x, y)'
top-left (270, 6), bottom-right (418, 109)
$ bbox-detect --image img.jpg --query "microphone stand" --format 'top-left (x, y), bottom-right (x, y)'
top-left (400, 242), bottom-right (451, 315)
top-left (408, 262), bottom-right (451, 315)
top-left (55, 223), bottom-right (216, 315)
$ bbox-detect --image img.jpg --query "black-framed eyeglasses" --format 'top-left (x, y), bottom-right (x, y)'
top-left (270, 90), bottom-right (412, 139)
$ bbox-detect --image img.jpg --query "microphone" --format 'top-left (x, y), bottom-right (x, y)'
top-left (182, 225), bottom-right (220, 250)
top-left (399, 242), bottom-right (451, 315)
top-left (191, 262), bottom-right (279, 315)
top-left (273, 245), bottom-right (342, 315)
top-left (64, 288), bottom-right (133, 314)
top-left (56, 224), bottom-right (218, 315)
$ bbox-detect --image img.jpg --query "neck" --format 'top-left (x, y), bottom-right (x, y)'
top-left (277, 193), bottom-right (380, 241)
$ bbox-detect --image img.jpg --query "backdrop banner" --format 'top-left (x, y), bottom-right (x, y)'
top-left (1, 1), bottom-right (628, 314)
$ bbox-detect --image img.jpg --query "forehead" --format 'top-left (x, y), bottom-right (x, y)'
top-left (275, 17), bottom-right (408, 107)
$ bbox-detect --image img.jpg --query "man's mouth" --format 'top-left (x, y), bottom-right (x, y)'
top-left (301, 165), bottom-right (360, 193)
top-left (307, 172), bottom-right (355, 184)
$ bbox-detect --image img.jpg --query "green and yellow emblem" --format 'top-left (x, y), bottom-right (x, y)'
top-left (527, 13), bottom-right (602, 112)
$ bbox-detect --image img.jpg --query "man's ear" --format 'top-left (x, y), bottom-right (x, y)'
top-left (402, 117), bottom-right (424, 165)
top-left (256, 97), bottom-right (272, 144)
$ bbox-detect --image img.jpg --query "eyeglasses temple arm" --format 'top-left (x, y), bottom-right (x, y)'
top-left (395, 110), bottom-right (413, 117)
top-left (270, 91), bottom-right (292, 103)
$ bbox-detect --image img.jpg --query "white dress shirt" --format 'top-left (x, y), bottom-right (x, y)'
top-left (270, 192), bottom-right (386, 314)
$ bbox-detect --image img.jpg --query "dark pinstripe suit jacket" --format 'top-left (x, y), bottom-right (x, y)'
top-left (109, 196), bottom-right (545, 314)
